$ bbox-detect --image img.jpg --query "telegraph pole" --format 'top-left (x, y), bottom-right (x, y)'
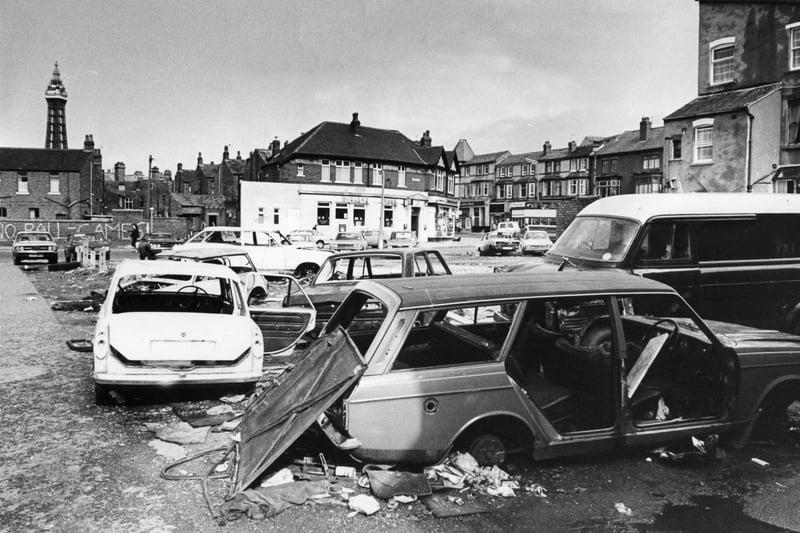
top-left (376, 169), bottom-right (386, 249)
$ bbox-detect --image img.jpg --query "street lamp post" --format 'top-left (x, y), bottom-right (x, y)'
top-left (376, 170), bottom-right (386, 249)
top-left (147, 154), bottom-right (153, 221)
top-left (149, 206), bottom-right (155, 234)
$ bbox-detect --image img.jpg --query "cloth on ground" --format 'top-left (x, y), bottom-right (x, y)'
top-left (219, 480), bottom-right (332, 521)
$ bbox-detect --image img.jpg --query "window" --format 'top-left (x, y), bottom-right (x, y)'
top-left (506, 184), bottom-right (513, 198)
top-left (694, 126), bottom-right (713, 163)
top-left (579, 179), bottom-right (587, 195)
top-left (0, 207), bottom-right (6, 217)
top-left (371, 163), bottom-right (383, 186)
top-left (335, 203), bottom-right (348, 219)
top-left (596, 178), bottom-right (620, 198)
top-left (636, 177), bottom-right (662, 194)
top-left (500, 167), bottom-right (506, 178)
top-left (123, 197), bottom-right (134, 209)
top-left (642, 154), bottom-right (661, 170)
top-left (17, 173), bottom-right (28, 194)
top-left (521, 165), bottom-right (527, 176)
top-left (550, 180), bottom-right (561, 196)
top-left (636, 221), bottom-right (691, 263)
top-left (49, 173), bottom-right (60, 194)
top-left (580, 158), bottom-right (588, 171)
top-left (209, 179), bottom-right (215, 194)
top-left (391, 302), bottom-right (519, 371)
top-left (273, 208), bottom-right (280, 225)
top-left (482, 183), bottom-right (489, 196)
top-left (447, 176), bottom-right (454, 194)
top-left (671, 139), bottom-right (682, 159)
top-left (353, 161), bottom-right (363, 184)
top-left (353, 206), bottom-right (365, 226)
top-left (601, 159), bottom-right (610, 175)
top-left (569, 158), bottom-right (577, 171)
top-left (29, 208), bottom-right (39, 219)
top-left (383, 207), bottom-right (393, 227)
top-left (258, 207), bottom-right (264, 224)
top-left (611, 158), bottom-right (618, 173)
top-left (321, 159), bottom-right (330, 182)
top-left (527, 182), bottom-right (537, 197)
top-left (545, 162), bottom-right (553, 174)
top-left (497, 186), bottom-right (505, 199)
top-left (710, 38), bottom-right (735, 85)
top-left (317, 203), bottom-right (330, 226)
top-left (567, 179), bottom-right (578, 196)
top-left (296, 164), bottom-right (304, 177)
top-left (789, 24), bottom-right (800, 70)
top-left (398, 165), bottom-right (406, 188)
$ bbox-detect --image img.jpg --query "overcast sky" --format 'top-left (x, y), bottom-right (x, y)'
top-left (0, 0), bottom-right (698, 173)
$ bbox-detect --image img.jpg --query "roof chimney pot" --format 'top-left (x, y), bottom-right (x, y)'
top-left (351, 112), bottom-right (361, 131)
top-left (640, 116), bottom-right (652, 141)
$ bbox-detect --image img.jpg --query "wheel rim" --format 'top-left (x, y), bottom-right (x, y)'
top-left (468, 433), bottom-right (506, 465)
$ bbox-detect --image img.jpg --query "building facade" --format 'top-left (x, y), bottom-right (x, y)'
top-left (492, 152), bottom-right (545, 228)
top-left (664, 0), bottom-right (800, 193)
top-left (455, 142), bottom-right (510, 232)
top-left (595, 117), bottom-right (666, 195)
top-left (244, 113), bottom-right (460, 241)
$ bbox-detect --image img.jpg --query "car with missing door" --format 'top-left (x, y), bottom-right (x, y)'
top-left (92, 259), bottom-right (314, 404)
top-left (234, 271), bottom-right (800, 489)
top-left (12, 231), bottom-right (58, 265)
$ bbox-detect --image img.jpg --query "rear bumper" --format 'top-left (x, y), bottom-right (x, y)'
top-left (94, 372), bottom-right (261, 386)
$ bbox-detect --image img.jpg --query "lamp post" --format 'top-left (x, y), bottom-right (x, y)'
top-left (376, 170), bottom-right (386, 249)
top-left (149, 206), bottom-right (154, 234)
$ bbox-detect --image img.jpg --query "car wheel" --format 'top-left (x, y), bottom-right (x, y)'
top-left (316, 240), bottom-right (325, 249)
top-left (294, 263), bottom-right (319, 280)
top-left (94, 384), bottom-right (113, 406)
top-left (754, 391), bottom-right (794, 440)
top-left (465, 432), bottom-right (508, 466)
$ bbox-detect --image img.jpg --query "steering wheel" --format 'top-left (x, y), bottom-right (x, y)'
top-left (645, 318), bottom-right (680, 353)
top-left (176, 285), bottom-right (208, 310)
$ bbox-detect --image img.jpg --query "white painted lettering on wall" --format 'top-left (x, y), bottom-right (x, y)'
top-left (0, 220), bottom-right (137, 242)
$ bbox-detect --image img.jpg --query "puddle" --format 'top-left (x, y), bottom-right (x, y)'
top-left (637, 495), bottom-right (785, 532)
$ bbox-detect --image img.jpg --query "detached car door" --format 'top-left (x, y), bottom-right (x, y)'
top-left (248, 274), bottom-right (316, 355)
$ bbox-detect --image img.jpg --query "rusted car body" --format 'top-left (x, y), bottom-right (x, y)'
top-left (236, 271), bottom-right (800, 488)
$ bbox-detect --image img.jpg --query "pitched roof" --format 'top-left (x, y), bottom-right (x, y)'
top-left (664, 83), bottom-right (780, 121)
top-left (496, 151), bottom-right (542, 165)
top-left (170, 192), bottom-right (226, 209)
top-left (224, 159), bottom-right (246, 174)
top-left (463, 151), bottom-right (511, 165)
top-left (198, 163), bottom-right (220, 178)
top-left (540, 144), bottom-right (594, 161)
top-left (596, 127), bottom-right (665, 155)
top-left (414, 146), bottom-right (446, 166)
top-left (0, 147), bottom-right (91, 171)
top-left (270, 121), bottom-right (429, 166)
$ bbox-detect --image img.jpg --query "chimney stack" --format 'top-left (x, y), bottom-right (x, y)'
top-left (270, 137), bottom-right (281, 156)
top-left (639, 116), bottom-right (651, 141)
top-left (350, 112), bottom-right (360, 132)
top-left (83, 134), bottom-right (94, 151)
top-left (177, 162), bottom-right (183, 172)
top-left (568, 140), bottom-right (576, 152)
top-left (197, 152), bottom-right (203, 166)
top-left (420, 130), bottom-right (432, 147)
top-left (543, 140), bottom-right (551, 155)
top-left (114, 161), bottom-right (125, 182)
top-left (236, 150), bottom-right (242, 160)
top-left (223, 145), bottom-right (229, 161)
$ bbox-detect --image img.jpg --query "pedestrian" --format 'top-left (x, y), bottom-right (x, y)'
top-left (130, 224), bottom-right (140, 251)
top-left (137, 234), bottom-right (156, 260)
top-left (64, 234), bottom-right (75, 262)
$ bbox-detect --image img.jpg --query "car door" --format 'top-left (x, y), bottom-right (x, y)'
top-left (246, 231), bottom-right (284, 270)
top-left (612, 293), bottom-right (738, 448)
top-left (248, 274), bottom-right (316, 354)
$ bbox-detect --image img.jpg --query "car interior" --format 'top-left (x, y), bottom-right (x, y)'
top-left (112, 275), bottom-right (236, 315)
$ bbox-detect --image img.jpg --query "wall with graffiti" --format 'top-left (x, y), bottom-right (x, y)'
top-left (0, 215), bottom-right (191, 245)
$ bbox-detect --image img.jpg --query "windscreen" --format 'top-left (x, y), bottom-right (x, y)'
top-left (17, 233), bottom-right (50, 241)
top-left (549, 216), bottom-right (639, 262)
top-left (111, 273), bottom-right (237, 314)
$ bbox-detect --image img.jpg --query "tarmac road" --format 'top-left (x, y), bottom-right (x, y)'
top-left (2, 246), bottom-right (800, 532)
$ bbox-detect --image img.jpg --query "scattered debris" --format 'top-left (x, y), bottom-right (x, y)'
top-left (219, 480), bottom-right (332, 521)
top-left (366, 469), bottom-right (431, 499)
top-left (220, 394), bottom-right (246, 404)
top-left (214, 463), bottom-right (229, 473)
top-left (653, 434), bottom-right (719, 465)
top-left (51, 299), bottom-right (97, 311)
top-left (147, 439), bottom-right (186, 461)
top-left (220, 417), bottom-right (242, 432)
top-left (334, 466), bottom-right (356, 478)
top-left (524, 482), bottom-right (547, 498)
top-left (615, 502), bottom-right (633, 516)
top-left (422, 493), bottom-right (490, 518)
top-left (144, 422), bottom-right (210, 445)
top-left (487, 485), bottom-right (515, 498)
top-left (207, 404), bottom-right (235, 416)
top-left (751, 457), bottom-right (770, 467)
top-left (348, 494), bottom-right (380, 516)
top-left (66, 339), bottom-right (93, 352)
top-left (261, 468), bottom-right (294, 488)
top-left (393, 495), bottom-right (417, 504)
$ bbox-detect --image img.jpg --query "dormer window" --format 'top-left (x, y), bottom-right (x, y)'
top-left (709, 37), bottom-right (735, 85)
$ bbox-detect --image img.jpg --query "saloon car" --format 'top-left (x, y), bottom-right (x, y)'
top-left (477, 230), bottom-right (520, 256)
top-left (288, 229), bottom-right (328, 249)
top-left (387, 230), bottom-right (417, 248)
top-left (146, 232), bottom-right (181, 253)
top-left (92, 260), bottom-right (314, 403)
top-left (173, 226), bottom-right (330, 278)
top-left (333, 232), bottom-right (368, 251)
top-left (300, 248), bottom-right (451, 330)
top-left (235, 271), bottom-right (800, 489)
top-left (12, 231), bottom-right (58, 264)
top-left (520, 229), bottom-right (553, 256)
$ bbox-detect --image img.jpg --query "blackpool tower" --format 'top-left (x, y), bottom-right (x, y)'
top-left (44, 62), bottom-right (68, 149)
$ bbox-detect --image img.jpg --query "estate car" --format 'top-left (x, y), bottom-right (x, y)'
top-left (235, 272), bottom-right (800, 488)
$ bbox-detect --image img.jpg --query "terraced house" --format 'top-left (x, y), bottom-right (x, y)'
top-left (455, 139), bottom-right (510, 232)
top-left (240, 113), bottom-right (460, 241)
top-left (595, 117), bottom-right (666, 196)
top-left (492, 152), bottom-right (544, 228)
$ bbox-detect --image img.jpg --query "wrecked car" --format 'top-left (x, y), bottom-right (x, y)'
top-left (236, 271), bottom-right (800, 489)
top-left (92, 260), bottom-right (314, 404)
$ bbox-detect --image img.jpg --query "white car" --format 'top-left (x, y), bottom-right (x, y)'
top-left (520, 229), bottom-right (553, 255)
top-left (92, 260), bottom-right (314, 403)
top-left (174, 226), bottom-right (331, 278)
top-left (496, 221), bottom-right (521, 236)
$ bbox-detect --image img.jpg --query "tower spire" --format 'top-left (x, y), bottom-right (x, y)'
top-left (45, 62), bottom-right (68, 149)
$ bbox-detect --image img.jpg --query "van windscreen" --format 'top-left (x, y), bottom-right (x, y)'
top-left (549, 216), bottom-right (639, 263)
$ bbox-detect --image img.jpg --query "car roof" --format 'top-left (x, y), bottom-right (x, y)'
top-left (196, 226), bottom-right (278, 232)
top-left (161, 245), bottom-right (250, 260)
top-left (360, 271), bottom-right (673, 309)
top-left (115, 258), bottom-right (239, 279)
top-left (327, 249), bottom-right (416, 260)
top-left (579, 193), bottom-right (800, 223)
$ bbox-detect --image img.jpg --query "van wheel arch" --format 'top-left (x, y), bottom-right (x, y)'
top-left (752, 381), bottom-right (800, 440)
top-left (294, 262), bottom-right (319, 279)
top-left (454, 415), bottom-right (534, 466)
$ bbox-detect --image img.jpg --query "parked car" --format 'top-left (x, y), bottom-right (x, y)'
top-left (159, 246), bottom-right (270, 302)
top-left (289, 229), bottom-right (328, 249)
top-left (173, 226), bottom-right (330, 278)
top-left (333, 232), bottom-right (368, 251)
top-left (146, 232), bottom-right (181, 254)
top-left (12, 231), bottom-right (58, 265)
top-left (387, 230), bottom-right (417, 248)
top-left (504, 193), bottom-right (800, 334)
top-left (300, 249), bottom-right (451, 331)
top-left (361, 229), bottom-right (385, 249)
top-left (477, 231), bottom-right (520, 256)
top-left (92, 260), bottom-right (313, 404)
top-left (235, 271), bottom-right (800, 489)
top-left (66, 231), bottom-right (111, 261)
top-left (520, 229), bottom-right (553, 255)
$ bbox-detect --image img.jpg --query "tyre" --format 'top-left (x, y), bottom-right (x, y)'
top-left (465, 432), bottom-right (508, 466)
top-left (94, 384), bottom-right (113, 406)
top-left (316, 240), bottom-right (325, 249)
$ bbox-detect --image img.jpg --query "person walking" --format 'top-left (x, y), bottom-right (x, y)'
top-left (130, 224), bottom-right (140, 252)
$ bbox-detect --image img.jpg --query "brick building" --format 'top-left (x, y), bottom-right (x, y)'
top-left (595, 117), bottom-right (666, 196)
top-left (241, 113), bottom-right (460, 240)
top-left (492, 152), bottom-right (542, 227)
top-left (455, 140), bottom-right (510, 232)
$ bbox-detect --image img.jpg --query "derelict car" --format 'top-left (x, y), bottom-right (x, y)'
top-left (235, 271), bottom-right (800, 489)
top-left (92, 260), bottom-right (314, 403)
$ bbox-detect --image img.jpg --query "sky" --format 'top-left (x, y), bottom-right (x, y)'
top-left (0, 0), bottom-right (698, 174)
